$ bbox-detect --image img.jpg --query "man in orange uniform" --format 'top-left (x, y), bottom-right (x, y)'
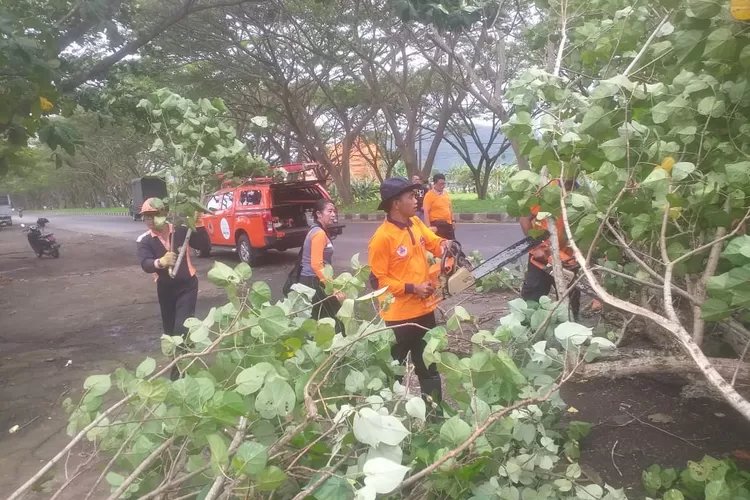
top-left (369, 177), bottom-right (450, 406)
top-left (519, 179), bottom-right (580, 318)
top-left (423, 173), bottom-right (455, 240)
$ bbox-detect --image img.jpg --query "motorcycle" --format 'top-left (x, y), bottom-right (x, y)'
top-left (21, 217), bottom-right (60, 258)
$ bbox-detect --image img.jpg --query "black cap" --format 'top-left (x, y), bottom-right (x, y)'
top-left (377, 177), bottom-right (422, 211)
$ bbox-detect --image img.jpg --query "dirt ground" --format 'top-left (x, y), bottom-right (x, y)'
top-left (0, 227), bottom-right (229, 497)
top-left (1, 226), bottom-right (749, 498)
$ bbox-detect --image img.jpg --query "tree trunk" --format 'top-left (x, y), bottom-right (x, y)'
top-left (578, 352), bottom-right (750, 384)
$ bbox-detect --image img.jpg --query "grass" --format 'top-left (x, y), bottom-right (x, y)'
top-left (338, 193), bottom-right (503, 214)
top-left (52, 193), bottom-right (502, 216)
top-left (45, 207), bottom-right (129, 214)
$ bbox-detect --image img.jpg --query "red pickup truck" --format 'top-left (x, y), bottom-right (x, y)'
top-left (199, 166), bottom-right (341, 265)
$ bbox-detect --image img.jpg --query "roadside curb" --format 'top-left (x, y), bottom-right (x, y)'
top-left (32, 211), bottom-right (520, 223)
top-left (342, 213), bottom-right (519, 223)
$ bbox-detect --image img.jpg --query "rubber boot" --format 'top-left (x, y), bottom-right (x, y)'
top-left (419, 375), bottom-right (444, 422)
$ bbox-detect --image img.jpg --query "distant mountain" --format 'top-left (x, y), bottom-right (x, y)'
top-left (419, 124), bottom-right (516, 172)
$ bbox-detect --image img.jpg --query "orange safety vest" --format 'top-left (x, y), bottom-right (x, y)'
top-left (528, 205), bottom-right (576, 270)
top-left (150, 224), bottom-right (197, 279)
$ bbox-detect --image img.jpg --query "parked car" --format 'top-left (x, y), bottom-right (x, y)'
top-left (199, 169), bottom-right (342, 265)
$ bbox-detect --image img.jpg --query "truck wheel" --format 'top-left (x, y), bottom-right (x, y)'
top-left (236, 234), bottom-right (259, 266)
top-left (193, 243), bottom-right (211, 258)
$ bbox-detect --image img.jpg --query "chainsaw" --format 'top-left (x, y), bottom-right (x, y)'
top-left (426, 234), bottom-right (549, 306)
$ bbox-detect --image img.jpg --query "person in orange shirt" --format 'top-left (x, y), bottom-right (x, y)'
top-left (518, 179), bottom-right (580, 318)
top-left (423, 173), bottom-right (455, 239)
top-left (368, 177), bottom-right (451, 407)
top-left (298, 199), bottom-right (345, 332)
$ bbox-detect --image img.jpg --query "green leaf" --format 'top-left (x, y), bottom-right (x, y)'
top-left (672, 162), bottom-right (696, 181)
top-left (705, 479), bottom-right (731, 500)
top-left (235, 262), bottom-right (252, 280)
top-left (687, 0), bottom-right (722, 18)
top-left (580, 106), bottom-right (608, 133)
top-left (207, 433), bottom-right (229, 469)
top-left (362, 458), bottom-right (410, 494)
top-left (207, 261), bottom-right (240, 286)
top-left (697, 96), bottom-right (725, 117)
top-left (353, 408), bottom-right (409, 447)
top-left (567, 421), bottom-right (593, 440)
top-left (84, 374), bottom-right (111, 397)
top-left (664, 490), bottom-right (685, 500)
top-left (258, 305), bottom-right (289, 336)
top-left (256, 465), bottom-right (287, 491)
top-left (440, 416), bottom-right (472, 446)
top-left (255, 378), bottom-right (295, 418)
top-left (554, 322), bottom-right (592, 346)
top-left (337, 298), bottom-right (354, 319)
top-left (741, 45), bottom-right (750, 69)
top-left (512, 422), bottom-right (536, 445)
top-left (642, 167), bottom-right (669, 187)
top-left (600, 137), bottom-right (627, 162)
top-left (136, 358), bottom-right (156, 378)
top-left (311, 475), bottom-right (354, 500)
top-left (722, 236), bottom-right (750, 265)
top-left (345, 369), bottom-right (365, 393)
top-left (232, 441), bottom-right (268, 475)
top-left (235, 362), bottom-right (276, 395)
top-left (701, 298), bottom-right (731, 321)
top-left (725, 162), bottom-right (750, 185)
top-left (576, 484), bottom-right (603, 498)
top-left (405, 397), bottom-right (426, 421)
top-left (651, 101), bottom-right (671, 124)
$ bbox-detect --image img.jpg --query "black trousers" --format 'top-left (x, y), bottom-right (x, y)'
top-left (431, 220), bottom-right (455, 240)
top-left (386, 311), bottom-right (439, 380)
top-left (298, 275), bottom-right (344, 334)
top-left (521, 258), bottom-right (580, 319)
top-left (157, 275), bottom-right (198, 337)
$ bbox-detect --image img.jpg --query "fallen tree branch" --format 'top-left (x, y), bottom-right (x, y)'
top-left (204, 417), bottom-right (248, 500)
top-left (577, 355), bottom-right (750, 383)
top-left (398, 363), bottom-right (579, 491)
top-left (107, 436), bottom-right (176, 500)
top-left (560, 187), bottom-right (750, 421)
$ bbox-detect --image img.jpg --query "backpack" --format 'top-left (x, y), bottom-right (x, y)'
top-left (282, 246), bottom-right (305, 296)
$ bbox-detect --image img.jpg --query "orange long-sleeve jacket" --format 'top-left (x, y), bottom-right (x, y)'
top-left (368, 216), bottom-right (445, 321)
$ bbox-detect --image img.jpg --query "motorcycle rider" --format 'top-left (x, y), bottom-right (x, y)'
top-left (136, 197), bottom-right (209, 379)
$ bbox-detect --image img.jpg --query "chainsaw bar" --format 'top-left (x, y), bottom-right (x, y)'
top-left (470, 235), bottom-right (547, 281)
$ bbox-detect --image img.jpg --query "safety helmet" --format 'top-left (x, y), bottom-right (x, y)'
top-left (140, 197), bottom-right (165, 215)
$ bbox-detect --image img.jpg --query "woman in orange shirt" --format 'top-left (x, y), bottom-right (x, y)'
top-left (298, 199), bottom-right (345, 332)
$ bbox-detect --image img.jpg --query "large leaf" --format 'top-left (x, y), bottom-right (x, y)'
top-left (235, 362), bottom-right (276, 395)
top-left (362, 458), bottom-right (410, 494)
top-left (440, 416), bottom-right (472, 446)
top-left (232, 441), bottom-right (268, 475)
top-left (255, 378), bottom-right (296, 418)
top-left (84, 374), bottom-right (111, 397)
top-left (353, 408), bottom-right (409, 447)
top-left (554, 322), bottom-right (592, 346)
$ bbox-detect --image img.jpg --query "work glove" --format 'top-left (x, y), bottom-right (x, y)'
top-left (158, 251), bottom-right (177, 268)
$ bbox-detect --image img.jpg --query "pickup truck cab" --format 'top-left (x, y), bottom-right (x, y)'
top-left (199, 170), bottom-right (340, 265)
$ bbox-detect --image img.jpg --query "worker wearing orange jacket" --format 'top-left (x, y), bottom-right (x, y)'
top-left (368, 177), bottom-right (451, 406)
top-left (518, 179), bottom-right (580, 318)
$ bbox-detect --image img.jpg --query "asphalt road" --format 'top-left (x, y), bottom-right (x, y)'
top-left (14, 213), bottom-right (524, 273)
